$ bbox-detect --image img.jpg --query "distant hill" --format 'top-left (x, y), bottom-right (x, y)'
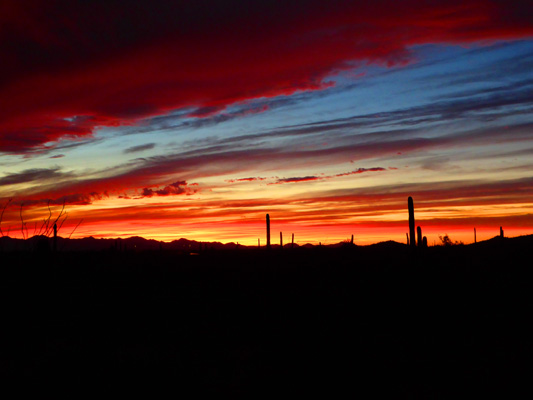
top-left (0, 233), bottom-right (531, 253)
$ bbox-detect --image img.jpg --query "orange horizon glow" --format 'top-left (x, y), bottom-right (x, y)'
top-left (1, 193), bottom-right (531, 246)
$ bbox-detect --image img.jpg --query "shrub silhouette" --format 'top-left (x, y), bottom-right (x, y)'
top-left (438, 234), bottom-right (463, 246)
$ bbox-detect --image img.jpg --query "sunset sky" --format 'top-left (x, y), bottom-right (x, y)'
top-left (1, 0), bottom-right (532, 245)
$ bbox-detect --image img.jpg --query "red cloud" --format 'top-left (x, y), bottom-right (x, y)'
top-left (225, 177), bottom-right (267, 183)
top-left (335, 167), bottom-right (386, 177)
top-left (139, 180), bottom-right (196, 198)
top-left (1, 1), bottom-right (531, 152)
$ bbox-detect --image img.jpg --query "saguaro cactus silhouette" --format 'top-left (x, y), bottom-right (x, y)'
top-left (280, 232), bottom-right (283, 248)
top-left (500, 226), bottom-right (504, 238)
top-left (292, 233), bottom-right (294, 248)
top-left (266, 214), bottom-right (271, 250)
top-left (351, 234), bottom-right (354, 244)
top-left (474, 227), bottom-right (477, 243)
top-left (408, 197), bottom-right (416, 248)
top-left (417, 226), bottom-right (422, 247)
top-left (422, 236), bottom-right (428, 248)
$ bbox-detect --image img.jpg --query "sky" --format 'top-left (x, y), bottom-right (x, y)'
top-left (0, 0), bottom-right (532, 245)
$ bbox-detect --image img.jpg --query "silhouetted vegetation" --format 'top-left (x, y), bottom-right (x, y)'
top-left (0, 234), bottom-right (531, 395)
top-left (438, 233), bottom-right (463, 246)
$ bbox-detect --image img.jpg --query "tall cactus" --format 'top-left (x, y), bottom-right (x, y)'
top-left (408, 197), bottom-right (416, 248)
top-left (500, 226), bottom-right (504, 238)
top-left (280, 231), bottom-right (283, 248)
top-left (422, 236), bottom-right (428, 248)
top-left (351, 234), bottom-right (354, 244)
top-left (474, 227), bottom-right (477, 243)
top-left (417, 226), bottom-right (422, 247)
top-left (292, 233), bottom-right (294, 249)
top-left (266, 214), bottom-right (271, 250)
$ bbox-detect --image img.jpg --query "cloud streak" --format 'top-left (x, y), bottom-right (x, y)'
top-left (0, 167), bottom-right (73, 187)
top-left (123, 143), bottom-right (156, 154)
top-left (272, 167), bottom-right (387, 184)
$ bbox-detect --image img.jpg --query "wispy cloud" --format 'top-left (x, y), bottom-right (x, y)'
top-left (0, 167), bottom-right (73, 187)
top-left (271, 167), bottom-right (387, 184)
top-left (273, 176), bottom-right (322, 184)
top-left (225, 177), bottom-right (268, 183)
top-left (123, 143), bottom-right (156, 154)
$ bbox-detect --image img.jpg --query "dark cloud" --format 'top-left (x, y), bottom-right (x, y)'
top-left (0, 167), bottom-right (72, 186)
top-left (272, 167), bottom-right (387, 184)
top-left (335, 167), bottom-right (386, 177)
top-left (1, 0), bottom-right (532, 151)
top-left (274, 176), bottom-right (322, 184)
top-left (123, 143), bottom-right (156, 154)
top-left (140, 181), bottom-right (196, 198)
top-left (11, 192), bottom-right (107, 207)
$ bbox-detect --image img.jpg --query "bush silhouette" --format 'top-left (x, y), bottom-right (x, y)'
top-left (438, 234), bottom-right (463, 246)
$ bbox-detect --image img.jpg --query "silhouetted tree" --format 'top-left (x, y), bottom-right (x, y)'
top-left (0, 198), bottom-right (12, 237)
top-left (53, 223), bottom-right (57, 253)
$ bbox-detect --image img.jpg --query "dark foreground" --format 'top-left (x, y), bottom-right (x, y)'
top-left (1, 236), bottom-right (532, 395)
